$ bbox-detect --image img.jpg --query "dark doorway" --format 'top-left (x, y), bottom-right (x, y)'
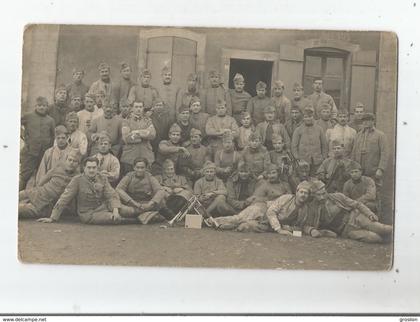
top-left (228, 58), bottom-right (273, 97)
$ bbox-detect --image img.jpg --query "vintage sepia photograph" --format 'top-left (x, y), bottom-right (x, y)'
top-left (18, 25), bottom-right (397, 270)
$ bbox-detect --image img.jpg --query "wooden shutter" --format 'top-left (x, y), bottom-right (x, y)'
top-left (278, 44), bottom-right (304, 99)
top-left (350, 50), bottom-right (377, 113)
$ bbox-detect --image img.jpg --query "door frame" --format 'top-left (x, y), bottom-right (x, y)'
top-left (138, 28), bottom-right (206, 87)
top-left (221, 48), bottom-right (280, 93)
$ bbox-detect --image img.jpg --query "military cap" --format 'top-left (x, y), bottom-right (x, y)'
top-left (292, 82), bottom-right (303, 90)
top-left (237, 161), bottom-right (250, 172)
top-left (65, 111), bottom-right (79, 122)
top-left (216, 98), bottom-right (226, 107)
top-left (319, 103), bottom-right (332, 111)
top-left (331, 139), bottom-right (344, 147)
top-left (72, 67), bottom-right (84, 74)
top-left (98, 62), bottom-right (110, 71)
top-left (55, 125), bottom-right (68, 136)
top-left (337, 109), bottom-right (349, 116)
top-left (55, 84), bottom-right (67, 94)
top-left (271, 134), bottom-right (284, 143)
top-left (355, 102), bottom-right (365, 108)
top-left (303, 106), bottom-right (315, 117)
top-left (169, 123), bottom-right (182, 134)
top-left (208, 70), bottom-right (220, 77)
top-left (273, 80), bottom-right (285, 88)
top-left (187, 73), bottom-right (198, 81)
top-left (67, 148), bottom-right (82, 162)
top-left (348, 161), bottom-right (362, 172)
top-left (36, 96), bottom-right (48, 106)
top-left (189, 96), bottom-right (201, 106)
top-left (296, 180), bottom-right (312, 193)
top-left (162, 158), bottom-right (175, 169)
top-left (140, 68), bottom-right (152, 76)
top-left (311, 180), bottom-right (326, 193)
top-left (120, 61), bottom-right (131, 71)
top-left (98, 131), bottom-right (111, 143)
top-left (290, 105), bottom-right (301, 112)
top-left (222, 131), bottom-right (234, 142)
top-left (190, 128), bottom-right (202, 137)
top-left (256, 81), bottom-right (267, 90)
top-left (297, 160), bottom-right (310, 170)
top-left (248, 131), bottom-right (262, 141)
top-left (233, 73), bottom-right (245, 83)
top-left (361, 113), bottom-right (375, 121)
top-left (203, 160), bottom-right (216, 170)
top-left (161, 65), bottom-right (171, 74)
top-left (178, 104), bottom-right (190, 113)
top-left (264, 105), bottom-right (276, 113)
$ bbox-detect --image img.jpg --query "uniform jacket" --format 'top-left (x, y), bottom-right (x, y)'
top-left (48, 102), bottom-right (70, 126)
top-left (239, 146), bottom-right (271, 177)
top-left (226, 174), bottom-right (257, 210)
top-left (21, 111), bottom-right (55, 155)
top-left (35, 145), bottom-right (70, 186)
top-left (255, 121), bottom-right (291, 148)
top-left (116, 171), bottom-right (163, 204)
top-left (112, 78), bottom-right (135, 109)
top-left (68, 130), bottom-right (88, 156)
top-left (94, 152), bottom-right (121, 184)
top-left (237, 125), bottom-right (255, 150)
top-left (292, 123), bottom-right (327, 165)
top-left (246, 96), bottom-right (274, 125)
top-left (66, 81), bottom-right (89, 101)
top-left (159, 83), bottom-right (180, 123)
top-left (307, 91), bottom-right (338, 119)
top-left (193, 177), bottom-right (227, 196)
top-left (77, 107), bottom-right (103, 134)
top-left (202, 85), bottom-right (232, 116)
top-left (88, 79), bottom-right (114, 104)
top-left (351, 127), bottom-right (388, 176)
top-left (326, 124), bottom-right (356, 157)
top-left (88, 115), bottom-right (123, 155)
top-left (272, 95), bottom-right (292, 123)
top-left (343, 176), bottom-right (376, 205)
top-left (51, 173), bottom-right (120, 220)
top-left (127, 84), bottom-right (159, 108)
top-left (227, 89), bottom-right (251, 123)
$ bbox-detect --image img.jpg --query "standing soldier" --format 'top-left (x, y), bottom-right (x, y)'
top-left (201, 70), bottom-right (232, 116)
top-left (351, 113), bottom-right (388, 217)
top-left (176, 73), bottom-right (202, 114)
top-left (91, 132), bottom-right (121, 185)
top-left (349, 102), bottom-right (366, 132)
top-left (290, 82), bottom-right (312, 115)
top-left (189, 96), bottom-right (210, 140)
top-left (315, 103), bottom-right (334, 135)
top-left (150, 98), bottom-right (173, 154)
top-left (48, 85), bottom-right (71, 126)
top-left (20, 97), bottom-right (56, 190)
top-left (316, 140), bottom-right (353, 193)
top-left (66, 68), bottom-right (89, 102)
top-left (246, 81), bottom-right (273, 125)
top-left (159, 65), bottom-right (180, 124)
top-left (88, 62), bottom-right (114, 105)
top-left (120, 101), bottom-right (156, 175)
top-left (271, 80), bottom-right (292, 124)
top-left (307, 78), bottom-right (338, 119)
top-left (128, 68), bottom-right (159, 109)
top-left (227, 73), bottom-right (252, 125)
top-left (77, 94), bottom-right (103, 135)
top-left (326, 109), bottom-right (356, 158)
top-left (292, 107), bottom-right (327, 176)
top-left (112, 62), bottom-right (135, 114)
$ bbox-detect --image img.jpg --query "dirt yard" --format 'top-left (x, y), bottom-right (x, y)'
top-left (18, 219), bottom-right (393, 271)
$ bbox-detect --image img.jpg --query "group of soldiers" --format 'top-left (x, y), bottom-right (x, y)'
top-left (18, 61), bottom-right (392, 243)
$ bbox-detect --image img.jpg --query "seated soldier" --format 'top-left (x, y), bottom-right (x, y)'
top-left (214, 133), bottom-right (240, 181)
top-left (288, 160), bottom-right (316, 193)
top-left (269, 134), bottom-right (293, 182)
top-left (236, 112), bottom-right (255, 151)
top-left (120, 101), bottom-right (156, 175)
top-left (65, 111), bottom-right (88, 157)
top-left (255, 105), bottom-right (290, 151)
top-left (178, 128), bottom-right (211, 184)
top-left (193, 161), bottom-right (231, 217)
top-left (209, 164), bottom-right (291, 232)
top-left (91, 132), bottom-right (120, 185)
top-left (343, 161), bottom-right (377, 212)
top-left (19, 150), bottom-right (81, 219)
top-left (205, 99), bottom-right (239, 156)
top-left (284, 105), bottom-right (303, 139)
top-left (155, 159), bottom-right (193, 219)
top-left (316, 140), bottom-right (353, 193)
top-left (239, 131), bottom-right (270, 180)
top-left (38, 156), bottom-right (128, 225)
top-left (153, 123), bottom-right (190, 175)
top-left (314, 103), bottom-right (333, 135)
top-left (305, 180), bottom-right (392, 243)
top-left (224, 162), bottom-right (258, 216)
top-left (189, 96), bottom-right (209, 141)
top-left (116, 157), bottom-right (167, 224)
top-left (31, 125), bottom-right (70, 187)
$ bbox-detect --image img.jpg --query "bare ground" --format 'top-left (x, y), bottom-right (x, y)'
top-left (18, 219), bottom-right (393, 271)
